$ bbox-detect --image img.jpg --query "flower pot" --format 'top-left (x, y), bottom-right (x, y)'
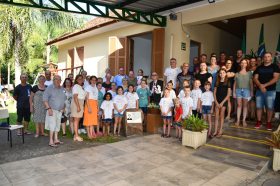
top-left (182, 129), bottom-right (207, 149)
top-left (273, 148), bottom-right (280, 171)
top-left (148, 107), bottom-right (160, 115)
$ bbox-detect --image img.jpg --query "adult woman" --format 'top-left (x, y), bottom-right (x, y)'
top-left (102, 73), bottom-right (112, 92)
top-left (233, 59), bottom-right (253, 127)
top-left (61, 78), bottom-right (73, 136)
top-left (224, 59), bottom-right (235, 120)
top-left (208, 56), bottom-right (220, 90)
top-left (84, 76), bottom-right (99, 139)
top-left (71, 75), bottom-right (87, 141)
top-left (137, 69), bottom-right (144, 85)
top-left (30, 75), bottom-right (47, 138)
top-left (195, 62), bottom-right (212, 92)
top-left (213, 69), bottom-right (231, 137)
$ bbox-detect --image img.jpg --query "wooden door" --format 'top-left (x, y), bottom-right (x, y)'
top-left (152, 28), bottom-right (165, 78)
top-left (108, 37), bottom-right (128, 76)
top-left (128, 38), bottom-right (134, 71)
top-left (68, 49), bottom-right (74, 74)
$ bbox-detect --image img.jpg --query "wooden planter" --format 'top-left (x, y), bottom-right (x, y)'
top-left (273, 148), bottom-right (280, 171)
top-left (147, 108), bottom-right (162, 134)
top-left (182, 129), bottom-right (207, 149)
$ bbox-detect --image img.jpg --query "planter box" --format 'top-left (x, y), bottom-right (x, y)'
top-left (148, 107), bottom-right (161, 115)
top-left (273, 148), bottom-right (280, 171)
top-left (182, 129), bottom-right (207, 149)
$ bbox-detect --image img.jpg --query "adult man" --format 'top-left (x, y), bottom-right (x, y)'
top-left (254, 52), bottom-right (280, 130)
top-left (128, 70), bottom-right (137, 87)
top-left (200, 54), bottom-right (207, 64)
top-left (13, 74), bottom-right (32, 135)
top-left (44, 70), bottom-right (53, 87)
top-left (177, 63), bottom-right (194, 92)
top-left (164, 58), bottom-right (181, 89)
top-left (218, 52), bottom-right (227, 67)
top-left (149, 72), bottom-right (163, 105)
top-left (192, 57), bottom-right (200, 75)
top-left (233, 49), bottom-right (243, 72)
top-left (81, 70), bottom-right (89, 87)
top-left (113, 67), bottom-right (128, 87)
top-left (43, 75), bottom-right (66, 147)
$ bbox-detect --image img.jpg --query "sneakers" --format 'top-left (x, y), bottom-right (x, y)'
top-left (266, 122), bottom-right (272, 131)
top-left (254, 121), bottom-right (261, 129)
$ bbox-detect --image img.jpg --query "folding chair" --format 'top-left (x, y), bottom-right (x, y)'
top-left (0, 109), bottom-right (24, 147)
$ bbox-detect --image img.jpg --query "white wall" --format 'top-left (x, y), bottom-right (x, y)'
top-left (133, 37), bottom-right (152, 76)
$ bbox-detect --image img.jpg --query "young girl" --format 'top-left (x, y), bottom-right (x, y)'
top-left (214, 69), bottom-right (231, 137)
top-left (166, 81), bottom-right (176, 100)
top-left (122, 78), bottom-right (129, 93)
top-left (97, 82), bottom-right (104, 136)
top-left (159, 89), bottom-right (174, 138)
top-left (136, 80), bottom-right (151, 130)
top-left (200, 81), bottom-right (214, 138)
top-left (101, 92), bottom-right (114, 136)
top-left (125, 84), bottom-right (139, 109)
top-left (84, 76), bottom-right (98, 139)
top-left (113, 86), bottom-right (128, 136)
top-left (173, 98), bottom-right (183, 141)
top-left (108, 82), bottom-right (117, 98)
top-left (190, 80), bottom-right (202, 118)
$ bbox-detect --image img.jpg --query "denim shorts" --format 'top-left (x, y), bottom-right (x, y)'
top-left (202, 105), bottom-right (212, 115)
top-left (102, 119), bottom-right (113, 123)
top-left (236, 88), bottom-right (251, 100)
top-left (162, 116), bottom-right (172, 120)
top-left (114, 113), bottom-right (124, 117)
top-left (256, 90), bottom-right (276, 110)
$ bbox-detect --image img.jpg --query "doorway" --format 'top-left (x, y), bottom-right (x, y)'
top-left (129, 32), bottom-right (152, 77)
top-left (189, 40), bottom-right (201, 73)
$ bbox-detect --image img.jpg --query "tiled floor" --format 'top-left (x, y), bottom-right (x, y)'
top-left (0, 135), bottom-right (258, 186)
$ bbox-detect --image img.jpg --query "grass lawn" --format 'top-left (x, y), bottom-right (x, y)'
top-left (3, 100), bottom-right (121, 143)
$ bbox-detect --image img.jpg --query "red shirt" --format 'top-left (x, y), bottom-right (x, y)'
top-left (174, 106), bottom-right (183, 122)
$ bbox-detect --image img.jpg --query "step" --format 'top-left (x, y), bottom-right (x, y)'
top-left (193, 145), bottom-right (269, 172)
top-left (207, 137), bottom-right (271, 157)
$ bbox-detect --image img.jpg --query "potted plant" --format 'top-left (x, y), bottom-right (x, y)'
top-left (181, 115), bottom-right (208, 149)
top-left (265, 130), bottom-right (280, 171)
top-left (147, 103), bottom-right (160, 114)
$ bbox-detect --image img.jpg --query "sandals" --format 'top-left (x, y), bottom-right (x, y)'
top-left (40, 133), bottom-right (48, 137)
top-left (34, 134), bottom-right (39, 138)
top-left (49, 144), bottom-right (58, 148)
top-left (54, 141), bottom-right (64, 145)
top-left (24, 131), bottom-right (32, 135)
top-left (73, 136), bottom-right (83, 142)
top-left (217, 132), bottom-right (223, 138)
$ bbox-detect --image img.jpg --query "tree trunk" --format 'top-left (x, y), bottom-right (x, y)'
top-left (8, 63), bottom-right (10, 86)
top-left (46, 32), bottom-right (51, 64)
top-left (14, 35), bottom-right (22, 86)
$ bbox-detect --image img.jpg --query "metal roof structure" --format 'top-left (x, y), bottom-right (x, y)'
top-left (0, 0), bottom-right (204, 27)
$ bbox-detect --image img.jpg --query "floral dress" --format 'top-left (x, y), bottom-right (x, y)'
top-left (32, 85), bottom-right (46, 123)
top-left (64, 88), bottom-right (72, 118)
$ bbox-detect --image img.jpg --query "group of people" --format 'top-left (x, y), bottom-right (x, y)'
top-left (12, 49), bottom-right (280, 147)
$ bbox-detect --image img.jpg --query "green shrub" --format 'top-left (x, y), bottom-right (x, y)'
top-left (265, 131), bottom-right (280, 149)
top-left (182, 115), bottom-right (208, 132)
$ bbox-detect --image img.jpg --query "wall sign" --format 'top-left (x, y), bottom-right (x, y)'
top-left (181, 42), bottom-right (186, 51)
top-left (126, 111), bottom-right (143, 123)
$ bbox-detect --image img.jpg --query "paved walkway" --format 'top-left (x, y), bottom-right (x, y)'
top-left (0, 135), bottom-right (259, 186)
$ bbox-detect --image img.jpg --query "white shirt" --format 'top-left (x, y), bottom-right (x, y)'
top-left (113, 95), bottom-right (128, 114)
top-left (108, 90), bottom-right (117, 99)
top-left (137, 76), bottom-right (143, 85)
top-left (72, 84), bottom-right (87, 100)
top-left (180, 96), bottom-right (193, 119)
top-left (125, 92), bottom-right (139, 109)
top-left (103, 76), bottom-right (114, 83)
top-left (201, 91), bottom-right (214, 106)
top-left (85, 84), bottom-right (98, 100)
top-left (83, 80), bottom-right (89, 88)
top-left (164, 67), bottom-right (181, 88)
top-left (169, 89), bottom-right (177, 100)
top-left (159, 97), bottom-right (174, 116)
top-left (101, 87), bottom-right (106, 95)
top-left (101, 100), bottom-right (114, 119)
top-left (191, 88), bottom-right (202, 110)
top-left (178, 90), bottom-right (185, 99)
top-left (44, 80), bottom-right (53, 87)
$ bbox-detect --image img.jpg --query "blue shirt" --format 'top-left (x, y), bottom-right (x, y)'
top-left (114, 74), bottom-right (128, 87)
top-left (137, 88), bottom-right (151, 108)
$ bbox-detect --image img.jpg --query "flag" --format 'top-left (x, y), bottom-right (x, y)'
top-left (257, 24), bottom-right (266, 57)
top-left (241, 33), bottom-right (246, 54)
top-left (274, 33), bottom-right (280, 64)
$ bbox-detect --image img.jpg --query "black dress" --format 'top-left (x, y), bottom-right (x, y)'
top-left (195, 72), bottom-right (212, 92)
top-left (215, 81), bottom-right (230, 107)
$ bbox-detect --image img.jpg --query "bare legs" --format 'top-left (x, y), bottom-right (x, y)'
top-left (214, 105), bottom-right (226, 137)
top-left (204, 114), bottom-right (212, 136)
top-left (114, 117), bottom-right (122, 136)
top-left (103, 122), bottom-right (110, 136)
top-left (236, 98), bottom-right (248, 127)
top-left (73, 117), bottom-right (83, 141)
top-left (162, 119), bottom-right (171, 137)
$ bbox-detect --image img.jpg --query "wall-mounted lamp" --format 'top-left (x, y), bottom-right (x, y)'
top-left (208, 0), bottom-right (215, 3)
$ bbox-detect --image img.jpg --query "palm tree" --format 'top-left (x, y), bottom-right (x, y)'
top-left (0, 5), bottom-right (32, 85)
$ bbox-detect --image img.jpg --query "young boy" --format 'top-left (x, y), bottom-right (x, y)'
top-left (159, 89), bottom-right (174, 138)
top-left (190, 80), bottom-right (202, 118)
top-left (180, 86), bottom-right (193, 120)
top-left (200, 81), bottom-right (214, 138)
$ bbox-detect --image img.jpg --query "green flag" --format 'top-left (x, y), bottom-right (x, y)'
top-left (274, 33), bottom-right (280, 64)
top-left (241, 33), bottom-right (246, 54)
top-left (257, 24), bottom-right (266, 57)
